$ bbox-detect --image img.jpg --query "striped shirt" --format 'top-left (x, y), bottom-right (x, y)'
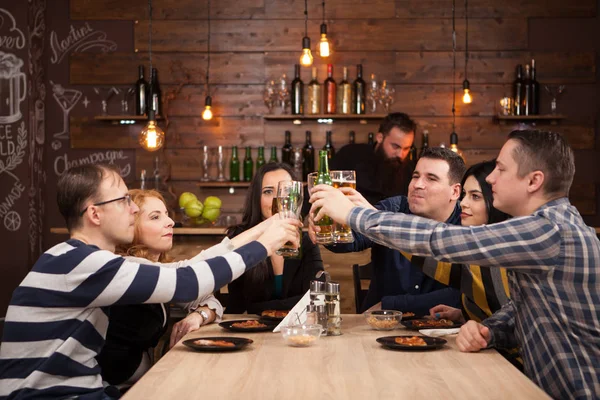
top-left (0, 239), bottom-right (267, 400)
top-left (348, 198), bottom-right (600, 399)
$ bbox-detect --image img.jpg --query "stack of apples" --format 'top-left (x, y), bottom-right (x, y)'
top-left (178, 192), bottom-right (222, 225)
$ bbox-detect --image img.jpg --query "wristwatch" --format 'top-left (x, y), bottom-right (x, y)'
top-left (194, 308), bottom-right (210, 325)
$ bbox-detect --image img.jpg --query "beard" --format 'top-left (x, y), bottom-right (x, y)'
top-left (373, 144), bottom-right (410, 197)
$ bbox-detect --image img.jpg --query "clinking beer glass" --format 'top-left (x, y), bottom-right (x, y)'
top-left (274, 180), bottom-right (303, 257)
top-left (330, 170), bottom-right (356, 243)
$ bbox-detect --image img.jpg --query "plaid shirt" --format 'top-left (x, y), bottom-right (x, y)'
top-left (348, 198), bottom-right (600, 400)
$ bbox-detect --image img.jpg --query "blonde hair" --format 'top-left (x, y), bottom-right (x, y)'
top-left (116, 189), bottom-right (172, 262)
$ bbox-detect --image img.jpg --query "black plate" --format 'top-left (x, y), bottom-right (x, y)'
top-left (401, 319), bottom-right (463, 331)
top-left (183, 337), bottom-right (253, 352)
top-left (258, 311), bottom-right (289, 322)
top-left (376, 335), bottom-right (447, 351)
top-left (219, 319), bottom-right (278, 332)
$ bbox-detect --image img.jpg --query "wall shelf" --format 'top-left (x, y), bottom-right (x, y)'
top-left (495, 114), bottom-right (566, 125)
top-left (94, 115), bottom-right (163, 125)
top-left (263, 114), bottom-right (386, 124)
top-left (196, 182), bottom-right (251, 188)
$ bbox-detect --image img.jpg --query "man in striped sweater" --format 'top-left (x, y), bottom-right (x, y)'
top-left (0, 164), bottom-right (300, 400)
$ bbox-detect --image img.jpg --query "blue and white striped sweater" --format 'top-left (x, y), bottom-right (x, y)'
top-left (0, 239), bottom-right (267, 399)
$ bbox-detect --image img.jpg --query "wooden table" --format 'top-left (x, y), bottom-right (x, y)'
top-left (123, 315), bottom-right (549, 400)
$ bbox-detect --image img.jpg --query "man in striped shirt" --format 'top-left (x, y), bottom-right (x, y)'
top-left (0, 164), bottom-right (300, 400)
top-left (310, 130), bottom-right (600, 399)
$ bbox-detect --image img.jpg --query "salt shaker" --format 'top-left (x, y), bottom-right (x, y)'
top-left (325, 282), bottom-right (342, 336)
top-left (306, 303), bottom-right (318, 325)
top-left (310, 280), bottom-right (326, 307)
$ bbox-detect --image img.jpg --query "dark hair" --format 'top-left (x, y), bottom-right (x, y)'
top-left (461, 160), bottom-right (511, 224)
top-left (379, 112), bottom-right (417, 137)
top-left (57, 164), bottom-right (121, 232)
top-left (226, 162), bottom-right (295, 302)
top-left (419, 147), bottom-right (467, 185)
top-left (507, 130), bottom-right (575, 197)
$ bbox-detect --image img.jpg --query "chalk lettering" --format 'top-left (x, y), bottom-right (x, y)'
top-left (54, 151), bottom-right (131, 177)
top-left (0, 180), bottom-right (25, 218)
top-left (0, 9), bottom-right (26, 50)
top-left (50, 23), bottom-right (117, 64)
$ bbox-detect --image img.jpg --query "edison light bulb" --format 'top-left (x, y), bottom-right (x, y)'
top-left (300, 48), bottom-right (313, 67)
top-left (139, 120), bottom-right (165, 152)
top-left (319, 34), bottom-right (331, 57)
top-left (202, 105), bottom-right (213, 120)
top-left (462, 89), bottom-right (472, 104)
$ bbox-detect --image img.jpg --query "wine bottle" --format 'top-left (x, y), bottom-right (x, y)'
top-left (282, 130), bottom-right (293, 166)
top-left (368, 132), bottom-right (374, 145)
top-left (230, 146), bottom-right (240, 182)
top-left (147, 67), bottom-right (161, 116)
top-left (349, 130), bottom-right (355, 144)
top-left (256, 146), bottom-right (266, 170)
top-left (307, 67), bottom-right (321, 115)
top-left (323, 131), bottom-right (335, 160)
top-left (315, 150), bottom-right (334, 244)
top-left (419, 131), bottom-right (429, 159)
top-left (409, 146), bottom-right (417, 162)
top-left (243, 146), bottom-right (253, 182)
top-left (302, 130), bottom-right (315, 180)
top-left (530, 59), bottom-right (540, 115)
top-left (523, 64), bottom-right (532, 116)
top-left (353, 64), bottom-right (366, 114)
top-left (324, 64), bottom-right (337, 114)
top-left (291, 64), bottom-right (304, 115)
top-left (338, 67), bottom-right (352, 115)
top-left (135, 65), bottom-right (147, 116)
top-left (269, 146), bottom-right (279, 163)
top-left (513, 65), bottom-right (523, 116)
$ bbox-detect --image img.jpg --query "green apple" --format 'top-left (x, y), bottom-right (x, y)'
top-left (178, 192), bottom-right (198, 208)
top-left (184, 199), bottom-right (204, 217)
top-left (204, 196), bottom-right (222, 209)
top-left (202, 207), bottom-right (221, 222)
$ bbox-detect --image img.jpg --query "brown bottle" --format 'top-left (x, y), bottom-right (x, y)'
top-left (324, 64), bottom-right (337, 114)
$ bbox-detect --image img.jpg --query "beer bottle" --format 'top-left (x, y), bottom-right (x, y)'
top-left (314, 150), bottom-right (333, 244)
top-left (243, 147), bottom-right (254, 181)
top-left (230, 146), bottom-right (240, 182)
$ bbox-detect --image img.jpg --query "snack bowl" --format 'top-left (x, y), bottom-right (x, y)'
top-left (363, 310), bottom-right (402, 330)
top-left (281, 324), bottom-right (323, 347)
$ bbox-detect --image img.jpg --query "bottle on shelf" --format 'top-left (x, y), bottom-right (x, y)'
top-left (513, 65), bottom-right (524, 116)
top-left (243, 146), bottom-right (254, 182)
top-left (338, 66), bottom-right (352, 115)
top-left (418, 130), bottom-right (429, 159)
top-left (291, 64), bottom-right (304, 115)
top-left (135, 65), bottom-right (147, 116)
top-left (367, 132), bottom-right (374, 145)
top-left (139, 169), bottom-right (146, 190)
top-left (353, 64), bottom-right (366, 115)
top-left (314, 149), bottom-right (334, 244)
top-left (307, 67), bottom-right (321, 115)
top-left (409, 146), bottom-right (417, 162)
top-left (147, 67), bottom-right (161, 116)
top-left (530, 59), bottom-right (540, 115)
top-left (269, 146), bottom-right (279, 163)
top-left (230, 146), bottom-right (240, 182)
top-left (349, 130), bottom-right (355, 144)
top-left (302, 130), bottom-right (315, 180)
top-left (282, 130), bottom-right (293, 166)
top-left (323, 130), bottom-right (335, 160)
top-left (256, 146), bottom-right (266, 170)
top-left (523, 64), bottom-right (532, 116)
top-left (324, 64), bottom-right (337, 114)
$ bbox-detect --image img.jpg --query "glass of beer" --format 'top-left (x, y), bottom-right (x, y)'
top-left (275, 180), bottom-right (303, 257)
top-left (330, 170), bottom-right (356, 243)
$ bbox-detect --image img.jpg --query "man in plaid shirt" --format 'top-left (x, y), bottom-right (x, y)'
top-left (310, 130), bottom-right (599, 399)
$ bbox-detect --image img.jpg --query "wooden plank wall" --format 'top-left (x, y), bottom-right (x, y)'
top-left (68, 0), bottom-right (598, 221)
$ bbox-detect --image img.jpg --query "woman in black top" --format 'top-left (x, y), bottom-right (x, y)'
top-left (226, 163), bottom-right (324, 314)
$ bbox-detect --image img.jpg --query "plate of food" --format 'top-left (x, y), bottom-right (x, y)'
top-left (219, 319), bottom-right (278, 332)
top-left (376, 335), bottom-right (447, 351)
top-left (401, 318), bottom-right (462, 330)
top-left (183, 337), bottom-right (253, 352)
top-left (259, 310), bottom-right (289, 322)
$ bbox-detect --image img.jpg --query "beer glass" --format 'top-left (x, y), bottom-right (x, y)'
top-left (275, 180), bottom-right (303, 257)
top-left (330, 170), bottom-right (356, 243)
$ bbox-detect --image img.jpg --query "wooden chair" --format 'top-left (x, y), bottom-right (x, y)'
top-left (352, 263), bottom-right (373, 313)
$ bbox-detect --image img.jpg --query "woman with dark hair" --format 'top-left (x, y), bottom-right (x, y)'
top-left (225, 163), bottom-right (324, 314)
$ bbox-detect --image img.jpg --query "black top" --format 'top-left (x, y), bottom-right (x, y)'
top-left (225, 232), bottom-right (324, 314)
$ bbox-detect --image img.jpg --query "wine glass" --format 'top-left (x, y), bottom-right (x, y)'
top-left (544, 85), bottom-right (565, 115)
top-left (263, 80), bottom-right (277, 114)
top-left (275, 180), bottom-right (303, 257)
top-left (367, 74), bottom-right (380, 113)
top-left (378, 80), bottom-right (395, 112)
top-left (277, 74), bottom-right (290, 114)
top-left (200, 145), bottom-right (212, 182)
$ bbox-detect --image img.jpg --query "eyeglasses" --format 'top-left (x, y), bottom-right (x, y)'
top-left (80, 194), bottom-right (132, 216)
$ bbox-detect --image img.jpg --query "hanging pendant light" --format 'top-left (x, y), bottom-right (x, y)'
top-left (319, 0), bottom-right (331, 58)
top-left (462, 0), bottom-right (472, 104)
top-left (299, 0), bottom-right (313, 66)
top-left (450, 0), bottom-right (464, 162)
top-left (202, 0), bottom-right (214, 120)
top-left (139, 0), bottom-right (165, 152)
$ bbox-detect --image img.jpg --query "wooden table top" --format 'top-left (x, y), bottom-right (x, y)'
top-left (122, 315), bottom-right (549, 400)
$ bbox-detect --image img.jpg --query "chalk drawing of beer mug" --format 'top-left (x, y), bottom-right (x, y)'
top-left (0, 51), bottom-right (27, 124)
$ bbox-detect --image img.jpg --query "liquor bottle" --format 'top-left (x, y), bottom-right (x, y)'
top-left (323, 131), bottom-right (335, 160)
top-left (513, 65), bottom-right (524, 116)
top-left (349, 130), bottom-right (355, 144)
top-left (368, 132), bottom-right (374, 145)
top-left (409, 146), bottom-right (417, 162)
top-left (230, 146), bottom-right (240, 182)
top-left (530, 59), bottom-right (540, 115)
top-left (135, 65), bottom-right (147, 115)
top-left (302, 130), bottom-right (315, 180)
top-left (243, 146), bottom-right (253, 182)
top-left (291, 64), bottom-right (304, 115)
top-left (523, 64), bottom-right (532, 116)
top-left (418, 131), bottom-right (429, 159)
top-left (338, 67), bottom-right (352, 114)
top-left (282, 131), bottom-right (293, 166)
top-left (324, 64), bottom-right (337, 114)
top-left (256, 146), bottom-right (266, 170)
top-left (353, 64), bottom-right (366, 114)
top-left (139, 169), bottom-right (147, 189)
top-left (314, 150), bottom-right (334, 243)
top-left (307, 67), bottom-right (321, 115)
top-left (147, 67), bottom-right (161, 116)
top-left (269, 146), bottom-right (279, 163)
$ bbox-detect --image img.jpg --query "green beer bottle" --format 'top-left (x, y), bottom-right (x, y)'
top-left (269, 146), bottom-right (279, 163)
top-left (243, 146), bottom-right (254, 182)
top-left (315, 150), bottom-right (333, 244)
top-left (230, 146), bottom-right (240, 182)
top-left (256, 146), bottom-right (266, 170)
